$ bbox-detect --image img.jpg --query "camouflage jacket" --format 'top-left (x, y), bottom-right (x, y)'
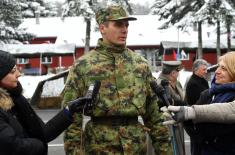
top-left (62, 39), bottom-right (171, 155)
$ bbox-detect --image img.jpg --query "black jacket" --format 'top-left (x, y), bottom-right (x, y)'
top-left (185, 89), bottom-right (235, 153)
top-left (0, 86), bottom-right (72, 155)
top-left (185, 74), bottom-right (209, 106)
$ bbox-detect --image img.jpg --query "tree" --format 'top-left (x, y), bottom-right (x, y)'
top-left (0, 0), bottom-right (34, 44)
top-left (195, 0), bottom-right (235, 60)
top-left (151, 0), bottom-right (235, 60)
top-left (21, 0), bottom-right (57, 18)
top-left (151, 0), bottom-right (205, 59)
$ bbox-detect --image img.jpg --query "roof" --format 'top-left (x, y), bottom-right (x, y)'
top-left (0, 43), bottom-right (76, 56)
top-left (19, 15), bottom-right (235, 48)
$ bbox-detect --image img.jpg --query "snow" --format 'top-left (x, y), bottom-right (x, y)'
top-left (0, 44), bottom-right (76, 55)
top-left (19, 15), bottom-right (235, 49)
top-left (19, 70), bottom-right (192, 99)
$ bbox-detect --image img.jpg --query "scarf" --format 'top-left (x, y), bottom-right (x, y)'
top-left (209, 81), bottom-right (235, 103)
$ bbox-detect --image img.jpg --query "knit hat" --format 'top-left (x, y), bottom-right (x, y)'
top-left (95, 5), bottom-right (137, 24)
top-left (0, 50), bottom-right (16, 80)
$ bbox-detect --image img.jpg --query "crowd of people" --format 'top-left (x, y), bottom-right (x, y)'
top-left (1, 4), bottom-right (235, 155)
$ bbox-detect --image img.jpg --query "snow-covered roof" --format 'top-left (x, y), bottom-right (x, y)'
top-left (20, 15), bottom-right (235, 48)
top-left (0, 43), bottom-right (75, 55)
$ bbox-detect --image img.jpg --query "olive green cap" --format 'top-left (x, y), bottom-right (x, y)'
top-left (95, 5), bottom-right (137, 24)
top-left (162, 61), bottom-right (183, 74)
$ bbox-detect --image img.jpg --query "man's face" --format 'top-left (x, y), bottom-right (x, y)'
top-left (195, 64), bottom-right (207, 79)
top-left (99, 20), bottom-right (129, 46)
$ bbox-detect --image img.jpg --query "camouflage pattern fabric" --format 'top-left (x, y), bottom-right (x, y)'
top-left (61, 39), bottom-right (171, 155)
top-left (95, 5), bottom-right (136, 24)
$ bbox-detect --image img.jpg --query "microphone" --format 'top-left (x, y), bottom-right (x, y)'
top-left (66, 80), bottom-right (101, 115)
top-left (85, 80), bottom-right (101, 102)
top-left (207, 64), bottom-right (219, 72)
top-left (150, 81), bottom-right (171, 106)
top-left (161, 79), bottom-right (172, 103)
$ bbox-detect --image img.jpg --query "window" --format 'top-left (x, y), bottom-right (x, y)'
top-left (41, 56), bottom-right (52, 64)
top-left (17, 58), bottom-right (29, 64)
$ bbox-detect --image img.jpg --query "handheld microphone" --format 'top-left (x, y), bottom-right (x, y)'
top-left (207, 64), bottom-right (219, 72)
top-left (85, 80), bottom-right (101, 102)
top-left (150, 81), bottom-right (171, 106)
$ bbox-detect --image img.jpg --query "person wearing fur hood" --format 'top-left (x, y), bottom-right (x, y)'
top-left (0, 50), bottom-right (90, 155)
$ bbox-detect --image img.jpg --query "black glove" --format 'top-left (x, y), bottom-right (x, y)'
top-left (65, 97), bottom-right (92, 116)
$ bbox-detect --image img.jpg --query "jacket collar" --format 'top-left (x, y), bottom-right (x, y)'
top-left (95, 38), bottom-right (127, 54)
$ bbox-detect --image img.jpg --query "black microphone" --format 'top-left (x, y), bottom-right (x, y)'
top-left (150, 81), bottom-right (171, 106)
top-left (85, 80), bottom-right (101, 102)
top-left (207, 64), bottom-right (219, 72)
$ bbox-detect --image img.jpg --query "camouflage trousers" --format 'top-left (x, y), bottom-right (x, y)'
top-left (65, 120), bottom-right (148, 155)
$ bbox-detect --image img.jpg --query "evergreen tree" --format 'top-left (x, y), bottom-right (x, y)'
top-left (21, 0), bottom-right (57, 18)
top-left (151, 0), bottom-right (205, 58)
top-left (0, 0), bottom-right (34, 44)
top-left (151, 0), bottom-right (235, 60)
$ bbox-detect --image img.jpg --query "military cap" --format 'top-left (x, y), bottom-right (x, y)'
top-left (162, 61), bottom-right (182, 74)
top-left (95, 5), bottom-right (137, 24)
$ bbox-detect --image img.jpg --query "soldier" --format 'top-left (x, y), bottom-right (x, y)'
top-left (156, 61), bottom-right (185, 155)
top-left (61, 5), bottom-right (171, 155)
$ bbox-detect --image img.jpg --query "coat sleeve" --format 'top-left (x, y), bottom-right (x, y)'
top-left (193, 101), bottom-right (235, 123)
top-left (12, 95), bottom-right (72, 143)
top-left (0, 113), bottom-right (46, 155)
top-left (142, 71), bottom-right (172, 154)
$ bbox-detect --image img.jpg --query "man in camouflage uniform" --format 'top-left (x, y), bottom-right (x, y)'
top-left (62, 5), bottom-right (171, 155)
top-left (157, 61), bottom-right (185, 155)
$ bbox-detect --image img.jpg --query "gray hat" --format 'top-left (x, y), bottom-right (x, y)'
top-left (162, 61), bottom-right (182, 74)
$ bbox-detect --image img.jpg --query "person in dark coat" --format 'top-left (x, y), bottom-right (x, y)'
top-left (185, 59), bottom-right (209, 106)
top-left (184, 59), bottom-right (209, 155)
top-left (0, 50), bottom-right (90, 155)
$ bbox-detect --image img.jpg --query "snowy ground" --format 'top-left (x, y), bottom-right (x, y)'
top-left (19, 70), bottom-right (192, 99)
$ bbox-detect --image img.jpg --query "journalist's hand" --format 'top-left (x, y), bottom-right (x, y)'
top-left (67, 97), bottom-right (92, 115)
top-left (168, 106), bottom-right (196, 122)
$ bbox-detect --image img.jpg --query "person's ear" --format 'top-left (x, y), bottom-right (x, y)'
top-left (99, 24), bottom-right (106, 34)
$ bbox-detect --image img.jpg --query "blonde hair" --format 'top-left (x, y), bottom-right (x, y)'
top-left (219, 52), bottom-right (235, 81)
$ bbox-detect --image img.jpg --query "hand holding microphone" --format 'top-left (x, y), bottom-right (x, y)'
top-left (66, 80), bottom-right (101, 115)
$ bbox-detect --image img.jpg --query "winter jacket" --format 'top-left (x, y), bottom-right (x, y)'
top-left (192, 100), bottom-right (235, 123)
top-left (185, 73), bottom-right (209, 105)
top-left (0, 84), bottom-right (72, 155)
top-left (186, 82), bottom-right (235, 155)
top-left (62, 39), bottom-right (171, 155)
top-left (184, 73), bottom-right (209, 155)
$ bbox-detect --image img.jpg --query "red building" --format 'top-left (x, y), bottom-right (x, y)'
top-left (2, 16), bottom-right (233, 74)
